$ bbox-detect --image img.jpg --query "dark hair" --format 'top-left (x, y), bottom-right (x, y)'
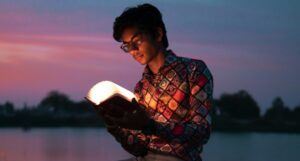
top-left (113, 3), bottom-right (169, 48)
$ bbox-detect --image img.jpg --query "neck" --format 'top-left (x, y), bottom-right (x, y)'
top-left (148, 49), bottom-right (167, 74)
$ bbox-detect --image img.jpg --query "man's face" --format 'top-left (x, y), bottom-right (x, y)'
top-left (120, 27), bottom-right (160, 65)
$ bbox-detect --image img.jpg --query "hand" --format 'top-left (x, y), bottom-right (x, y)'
top-left (99, 95), bottom-right (134, 118)
top-left (96, 107), bottom-right (119, 129)
top-left (105, 99), bottom-right (151, 130)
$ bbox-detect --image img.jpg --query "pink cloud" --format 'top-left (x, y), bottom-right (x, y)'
top-left (0, 32), bottom-right (140, 106)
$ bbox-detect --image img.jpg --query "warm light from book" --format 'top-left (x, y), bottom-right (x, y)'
top-left (86, 81), bottom-right (136, 106)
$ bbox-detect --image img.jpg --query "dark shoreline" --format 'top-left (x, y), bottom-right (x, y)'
top-left (1, 117), bottom-right (300, 134)
top-left (1, 90), bottom-right (299, 133)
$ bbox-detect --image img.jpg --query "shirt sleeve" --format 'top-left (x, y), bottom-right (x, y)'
top-left (106, 126), bottom-right (150, 157)
top-left (105, 81), bottom-right (151, 157)
top-left (142, 60), bottom-right (213, 147)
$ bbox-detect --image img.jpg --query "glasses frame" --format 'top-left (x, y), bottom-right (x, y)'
top-left (120, 32), bottom-right (144, 53)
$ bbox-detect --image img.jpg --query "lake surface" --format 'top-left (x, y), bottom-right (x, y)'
top-left (0, 128), bottom-right (299, 161)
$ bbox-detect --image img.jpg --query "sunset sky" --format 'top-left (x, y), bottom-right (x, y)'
top-left (0, 0), bottom-right (299, 113)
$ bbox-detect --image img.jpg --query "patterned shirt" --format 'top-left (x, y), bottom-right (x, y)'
top-left (108, 50), bottom-right (214, 161)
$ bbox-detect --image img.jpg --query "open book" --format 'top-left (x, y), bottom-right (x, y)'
top-left (85, 81), bottom-right (138, 117)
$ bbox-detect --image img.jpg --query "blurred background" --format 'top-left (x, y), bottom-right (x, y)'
top-left (0, 0), bottom-right (299, 161)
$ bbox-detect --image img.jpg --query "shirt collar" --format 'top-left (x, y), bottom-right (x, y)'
top-left (143, 49), bottom-right (178, 77)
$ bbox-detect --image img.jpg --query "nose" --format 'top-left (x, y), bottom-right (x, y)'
top-left (129, 49), bottom-right (139, 56)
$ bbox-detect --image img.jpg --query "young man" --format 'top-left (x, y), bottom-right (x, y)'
top-left (100, 3), bottom-right (213, 161)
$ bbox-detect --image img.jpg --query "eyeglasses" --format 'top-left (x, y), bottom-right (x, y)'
top-left (120, 32), bottom-right (143, 53)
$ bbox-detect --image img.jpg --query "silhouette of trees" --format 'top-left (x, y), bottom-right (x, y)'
top-left (37, 90), bottom-right (95, 115)
top-left (1, 89), bottom-right (299, 132)
top-left (38, 90), bottom-right (74, 113)
top-left (264, 97), bottom-right (291, 122)
top-left (290, 105), bottom-right (300, 123)
top-left (216, 90), bottom-right (260, 120)
top-left (72, 100), bottom-right (94, 113)
top-left (0, 101), bottom-right (15, 115)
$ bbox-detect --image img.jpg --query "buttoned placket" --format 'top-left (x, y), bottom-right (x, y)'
top-left (152, 73), bottom-right (160, 88)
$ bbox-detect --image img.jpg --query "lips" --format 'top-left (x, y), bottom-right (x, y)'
top-left (135, 54), bottom-right (144, 61)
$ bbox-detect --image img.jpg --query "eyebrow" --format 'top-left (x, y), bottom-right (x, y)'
top-left (122, 33), bottom-right (140, 44)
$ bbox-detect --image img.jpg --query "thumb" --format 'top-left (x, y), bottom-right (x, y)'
top-left (131, 98), bottom-right (139, 105)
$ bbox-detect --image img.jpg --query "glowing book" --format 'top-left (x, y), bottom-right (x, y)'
top-left (85, 81), bottom-right (137, 117)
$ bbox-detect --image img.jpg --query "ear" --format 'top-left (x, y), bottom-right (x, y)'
top-left (155, 27), bottom-right (163, 42)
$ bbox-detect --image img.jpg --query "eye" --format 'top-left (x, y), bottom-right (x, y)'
top-left (132, 36), bottom-right (143, 45)
top-left (136, 39), bottom-right (142, 45)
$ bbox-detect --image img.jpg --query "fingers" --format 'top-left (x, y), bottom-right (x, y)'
top-left (131, 98), bottom-right (141, 108)
top-left (131, 98), bottom-right (138, 104)
top-left (103, 114), bottom-right (119, 128)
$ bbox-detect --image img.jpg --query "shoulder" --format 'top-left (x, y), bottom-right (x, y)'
top-left (177, 56), bottom-right (213, 83)
top-left (177, 56), bottom-right (208, 73)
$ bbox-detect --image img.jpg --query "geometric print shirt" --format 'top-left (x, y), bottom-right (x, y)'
top-left (109, 50), bottom-right (214, 161)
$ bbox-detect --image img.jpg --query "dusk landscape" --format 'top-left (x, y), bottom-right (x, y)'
top-left (0, 1), bottom-right (299, 161)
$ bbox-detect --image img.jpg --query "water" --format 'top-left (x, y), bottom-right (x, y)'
top-left (0, 128), bottom-right (299, 161)
top-left (202, 132), bottom-right (300, 161)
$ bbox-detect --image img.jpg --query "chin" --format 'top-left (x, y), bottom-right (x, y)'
top-left (136, 58), bottom-right (147, 65)
top-left (138, 61), bottom-right (147, 65)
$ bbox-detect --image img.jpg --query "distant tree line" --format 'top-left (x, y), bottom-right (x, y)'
top-left (0, 90), bottom-right (300, 132)
top-left (211, 90), bottom-right (300, 132)
top-left (0, 91), bottom-right (104, 128)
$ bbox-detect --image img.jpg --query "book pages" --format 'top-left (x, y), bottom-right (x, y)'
top-left (86, 81), bottom-right (136, 106)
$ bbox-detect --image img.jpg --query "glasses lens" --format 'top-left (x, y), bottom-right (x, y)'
top-left (121, 44), bottom-right (129, 52)
top-left (120, 33), bottom-right (143, 53)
